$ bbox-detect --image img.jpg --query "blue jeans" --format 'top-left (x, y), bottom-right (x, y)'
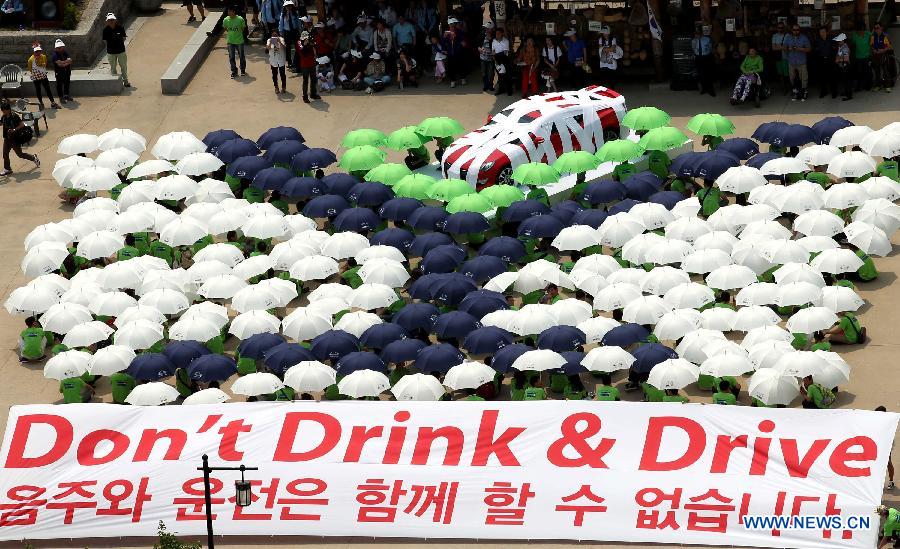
top-left (363, 75), bottom-right (391, 86)
top-left (228, 43), bottom-right (246, 75)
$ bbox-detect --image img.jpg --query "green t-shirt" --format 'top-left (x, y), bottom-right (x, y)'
top-left (838, 314), bottom-right (862, 344)
top-left (523, 387), bottom-right (546, 400)
top-left (223, 15), bottom-right (246, 45)
top-left (806, 383), bottom-right (834, 408)
top-left (613, 162), bottom-right (637, 182)
top-left (804, 171), bottom-right (830, 187)
top-left (242, 186), bottom-right (265, 203)
top-left (116, 245), bottom-right (141, 261)
top-left (206, 335), bottom-right (225, 355)
top-left (150, 241), bottom-right (179, 266)
top-left (884, 508), bottom-right (900, 537)
top-left (270, 199), bottom-right (290, 214)
top-left (712, 392), bottom-right (737, 405)
top-left (663, 394), bottom-right (689, 403)
top-left (877, 161), bottom-right (899, 181)
top-left (463, 394), bottom-right (485, 401)
top-left (648, 150), bottom-right (671, 179)
top-left (595, 385), bottom-right (619, 401)
top-left (109, 372), bottom-right (136, 404)
top-left (341, 266), bottom-right (363, 289)
top-left (20, 327), bottom-right (49, 359)
top-left (810, 341), bottom-right (832, 352)
top-left (110, 182), bottom-right (128, 201)
top-left (50, 343), bottom-right (68, 355)
top-left (273, 387), bottom-right (295, 401)
top-left (851, 31), bottom-right (872, 59)
top-left (855, 249), bottom-right (878, 281)
top-left (59, 377), bottom-right (88, 403)
top-left (131, 232), bottom-right (151, 254)
top-left (191, 235), bottom-right (214, 254)
top-left (697, 187), bottom-right (723, 217)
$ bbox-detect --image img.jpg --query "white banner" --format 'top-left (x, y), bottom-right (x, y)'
top-left (0, 402), bottom-right (895, 547)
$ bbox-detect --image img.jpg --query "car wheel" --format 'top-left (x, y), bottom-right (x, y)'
top-left (496, 166), bottom-right (513, 185)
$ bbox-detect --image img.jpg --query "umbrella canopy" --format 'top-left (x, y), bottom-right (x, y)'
top-left (365, 162), bottom-right (413, 185)
top-left (446, 193), bottom-right (494, 214)
top-left (125, 382), bottom-right (180, 406)
top-left (263, 343), bottom-right (317, 375)
top-left (827, 151), bottom-right (877, 178)
top-left (553, 151), bottom-right (601, 174)
top-left (391, 373), bottom-right (446, 401)
top-left (58, 133), bottom-right (99, 155)
top-left (753, 122), bottom-right (815, 147)
top-left (257, 126), bottom-right (304, 149)
top-left (284, 361), bottom-right (336, 392)
top-left (686, 113), bottom-right (735, 137)
top-left (596, 139), bottom-right (645, 163)
top-left (479, 185), bottom-right (526, 207)
top-left (386, 126), bottom-right (428, 150)
top-left (187, 354), bottom-right (237, 382)
top-left (44, 350), bottom-right (91, 380)
top-left (811, 116), bottom-right (853, 144)
top-left (444, 360), bottom-right (496, 390)
top-left (338, 369), bottom-right (390, 397)
top-left (622, 106), bottom-right (671, 130)
top-left (128, 353), bottom-right (176, 381)
top-left (638, 126), bottom-right (689, 151)
top-left (416, 116), bottom-right (465, 138)
top-left (647, 358), bottom-right (699, 390)
top-left (581, 346), bottom-right (635, 372)
top-left (310, 330), bottom-right (360, 361)
top-left (414, 343), bottom-right (465, 374)
top-left (341, 128), bottom-right (387, 148)
top-left (339, 145), bottom-right (386, 172)
top-left (291, 147), bottom-right (336, 171)
top-left (232, 372), bottom-right (285, 396)
top-left (511, 162), bottom-right (560, 185)
top-left (512, 349), bottom-right (567, 372)
top-left (394, 173), bottom-right (436, 199)
top-left (226, 155), bottom-right (274, 179)
top-left (716, 137), bottom-right (759, 159)
top-left (830, 125), bottom-right (873, 148)
top-left (748, 369), bottom-right (799, 406)
top-left (183, 388), bottom-right (231, 405)
top-left (631, 343), bottom-right (679, 373)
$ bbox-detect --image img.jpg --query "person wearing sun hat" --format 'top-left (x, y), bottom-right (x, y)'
top-left (363, 51), bottom-right (390, 94)
top-left (102, 13), bottom-right (130, 87)
top-left (26, 44), bottom-right (59, 110)
top-left (315, 55), bottom-right (335, 93)
top-left (51, 39), bottom-right (72, 103)
top-left (833, 32), bottom-right (852, 101)
top-left (296, 29), bottom-right (319, 102)
top-left (278, 0), bottom-right (300, 67)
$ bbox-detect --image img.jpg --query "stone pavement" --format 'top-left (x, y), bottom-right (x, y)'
top-left (1, 5), bottom-right (900, 547)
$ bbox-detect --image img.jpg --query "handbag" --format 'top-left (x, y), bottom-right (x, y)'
top-left (13, 125), bottom-right (32, 145)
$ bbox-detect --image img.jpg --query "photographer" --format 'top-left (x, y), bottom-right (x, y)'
top-left (0, 102), bottom-right (39, 176)
top-left (295, 30), bottom-right (319, 102)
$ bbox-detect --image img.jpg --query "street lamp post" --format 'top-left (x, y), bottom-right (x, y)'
top-left (198, 454), bottom-right (259, 549)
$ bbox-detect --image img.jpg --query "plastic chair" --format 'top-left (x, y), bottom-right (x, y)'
top-left (0, 64), bottom-right (22, 98)
top-left (13, 98), bottom-right (47, 137)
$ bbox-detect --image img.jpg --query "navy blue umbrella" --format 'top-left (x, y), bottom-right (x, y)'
top-left (409, 232), bottom-right (454, 256)
top-left (443, 211), bottom-right (490, 234)
top-left (162, 340), bottom-right (211, 369)
top-left (491, 343), bottom-right (533, 373)
top-left (348, 182), bottom-right (394, 207)
top-left (600, 323), bottom-right (650, 346)
top-left (257, 126), bottom-right (304, 149)
top-left (264, 140), bottom-right (308, 165)
top-left (429, 274), bottom-right (478, 306)
top-left (581, 180), bottom-right (627, 205)
top-left (670, 150), bottom-right (740, 180)
top-left (291, 147), bottom-right (337, 171)
top-left (203, 129), bottom-right (242, 153)
top-left (631, 343), bottom-right (679, 374)
top-left (622, 171), bottom-right (663, 201)
top-left (311, 330), bottom-right (360, 361)
top-left (463, 326), bottom-right (514, 354)
top-left (360, 322), bottom-right (409, 350)
top-left (414, 343), bottom-right (464, 374)
top-left (333, 207), bottom-right (381, 232)
top-left (433, 311), bottom-right (481, 339)
top-left (128, 353), bottom-right (176, 381)
top-left (280, 176), bottom-right (327, 198)
top-left (237, 332), bottom-right (286, 360)
top-left (501, 199), bottom-right (552, 222)
top-left (538, 325), bottom-right (587, 352)
top-left (226, 156), bottom-right (273, 179)
top-left (753, 122), bottom-right (815, 147)
top-left (570, 209), bottom-right (609, 228)
top-left (518, 215), bottom-right (565, 238)
top-left (263, 343), bottom-right (316, 375)
top-left (303, 194), bottom-right (350, 218)
top-left (459, 255), bottom-right (508, 282)
top-left (408, 273), bottom-right (445, 300)
top-left (407, 206), bottom-right (449, 231)
top-left (746, 152), bottom-right (782, 169)
top-left (370, 227), bottom-right (415, 251)
top-left (422, 244), bottom-right (467, 274)
top-left (550, 200), bottom-right (584, 224)
top-left (608, 198), bottom-right (641, 215)
top-left (392, 302), bottom-right (441, 331)
top-left (335, 351), bottom-right (387, 374)
top-left (216, 138), bottom-right (261, 163)
top-left (717, 137), bottom-right (759, 160)
top-left (458, 289), bottom-right (509, 318)
top-left (252, 166), bottom-right (293, 191)
top-left (322, 173), bottom-right (360, 197)
top-left (556, 351), bottom-right (588, 375)
top-left (649, 190), bottom-right (688, 210)
top-left (751, 121), bottom-right (790, 143)
top-left (479, 236), bottom-right (526, 262)
top-left (187, 354), bottom-right (237, 382)
top-left (381, 338), bottom-right (428, 364)
top-left (811, 116), bottom-right (853, 145)
top-left (378, 197), bottom-right (423, 222)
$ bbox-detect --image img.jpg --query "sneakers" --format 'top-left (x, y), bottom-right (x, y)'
top-left (240, 71), bottom-right (247, 76)
top-left (281, 87), bottom-right (286, 94)
top-left (230, 73), bottom-right (236, 79)
top-left (889, 481), bottom-right (896, 489)
top-left (187, 15), bottom-right (196, 22)
top-left (365, 86), bottom-right (373, 94)
top-left (33, 155), bottom-right (40, 168)
top-left (50, 102), bottom-right (60, 109)
top-left (123, 81), bottom-right (131, 87)
top-left (0, 169), bottom-right (11, 176)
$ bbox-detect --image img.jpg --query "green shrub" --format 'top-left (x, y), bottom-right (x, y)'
top-left (62, 2), bottom-right (78, 30)
top-left (153, 521), bottom-right (202, 549)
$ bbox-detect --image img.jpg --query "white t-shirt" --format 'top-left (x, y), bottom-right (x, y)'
top-left (491, 37), bottom-right (510, 55)
top-left (267, 37), bottom-right (286, 67)
top-left (542, 45), bottom-right (562, 64)
top-left (597, 36), bottom-right (622, 70)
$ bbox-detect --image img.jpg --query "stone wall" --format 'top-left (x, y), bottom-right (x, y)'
top-left (0, 0), bottom-right (135, 68)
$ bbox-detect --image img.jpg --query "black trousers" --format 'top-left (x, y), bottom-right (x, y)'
top-left (33, 78), bottom-right (54, 105)
top-left (270, 65), bottom-right (285, 89)
top-left (3, 137), bottom-right (35, 170)
top-left (282, 30), bottom-right (297, 66)
top-left (835, 64), bottom-right (853, 99)
top-left (696, 54), bottom-right (715, 94)
top-left (55, 69), bottom-right (71, 98)
top-left (300, 67), bottom-right (313, 98)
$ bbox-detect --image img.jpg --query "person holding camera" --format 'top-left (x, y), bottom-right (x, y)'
top-left (0, 102), bottom-right (39, 176)
top-left (295, 30), bottom-right (319, 102)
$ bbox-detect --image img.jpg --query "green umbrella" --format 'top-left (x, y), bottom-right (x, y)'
top-left (686, 113), bottom-right (736, 137)
top-left (553, 151), bottom-right (601, 174)
top-left (621, 106), bottom-right (671, 131)
top-left (638, 126), bottom-right (690, 151)
top-left (341, 128), bottom-right (387, 148)
top-left (428, 178), bottom-right (474, 201)
top-left (387, 126), bottom-right (428, 151)
top-left (394, 173), bottom-right (436, 200)
top-left (510, 162), bottom-right (560, 185)
top-left (416, 116), bottom-right (465, 138)
top-left (364, 163), bottom-right (412, 185)
top-left (595, 139), bottom-right (646, 163)
top-left (338, 145), bottom-right (386, 172)
top-left (479, 184), bottom-right (526, 207)
top-left (446, 193), bottom-right (494, 214)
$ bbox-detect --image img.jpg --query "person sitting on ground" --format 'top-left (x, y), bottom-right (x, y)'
top-left (338, 49), bottom-right (366, 89)
top-left (712, 379), bottom-right (737, 405)
top-left (800, 374), bottom-right (835, 408)
top-left (825, 311), bottom-right (866, 344)
top-left (878, 505), bottom-right (900, 548)
top-left (315, 55), bottom-right (335, 93)
top-left (60, 375), bottom-right (94, 403)
top-left (19, 316), bottom-right (50, 363)
top-left (731, 47), bottom-right (763, 105)
top-left (396, 48), bottom-right (417, 89)
top-left (109, 369), bottom-right (136, 404)
top-left (363, 51), bottom-right (390, 94)
top-left (663, 388), bottom-right (688, 403)
top-left (1, 0), bottom-right (24, 29)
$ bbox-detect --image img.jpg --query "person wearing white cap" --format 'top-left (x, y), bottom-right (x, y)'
top-left (350, 15), bottom-right (373, 50)
top-left (182, 0), bottom-right (205, 24)
top-left (596, 25), bottom-right (623, 88)
top-left (102, 13), bottom-right (130, 87)
top-left (315, 55), bottom-right (335, 93)
top-left (363, 51), bottom-right (390, 94)
top-left (26, 45), bottom-right (59, 110)
top-left (51, 39), bottom-right (73, 103)
top-left (338, 48), bottom-right (366, 89)
top-left (296, 29), bottom-right (319, 102)
top-left (834, 32), bottom-right (853, 101)
top-left (478, 20), bottom-right (495, 92)
top-left (278, 0), bottom-right (300, 68)
top-left (441, 15), bottom-right (467, 88)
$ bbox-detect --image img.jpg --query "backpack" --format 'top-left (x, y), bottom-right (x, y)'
top-left (14, 125), bottom-right (33, 145)
top-left (814, 383), bottom-right (836, 407)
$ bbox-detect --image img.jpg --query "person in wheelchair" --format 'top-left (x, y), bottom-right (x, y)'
top-left (730, 47), bottom-right (763, 104)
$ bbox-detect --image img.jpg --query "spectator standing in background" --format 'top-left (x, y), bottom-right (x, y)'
top-left (812, 26), bottom-right (835, 98)
top-left (492, 26), bottom-right (511, 95)
top-left (541, 36), bottom-right (562, 92)
top-left (393, 13), bottom-right (415, 52)
top-left (563, 29), bottom-right (586, 88)
top-left (52, 39), bottom-right (72, 104)
top-left (223, 6), bottom-right (247, 79)
top-left (783, 24), bottom-right (811, 101)
top-left (258, 0), bottom-right (282, 38)
top-left (596, 25), bottom-right (623, 89)
top-left (442, 17), bottom-right (467, 88)
top-left (770, 21), bottom-right (788, 91)
top-left (183, 0), bottom-right (205, 24)
top-left (871, 21), bottom-right (894, 92)
top-left (296, 29), bottom-right (319, 102)
top-left (102, 13), bottom-right (130, 88)
top-left (0, 102), bottom-right (39, 176)
top-left (265, 28), bottom-right (287, 94)
top-left (851, 22), bottom-right (873, 92)
top-left (377, 0), bottom-right (396, 27)
top-left (518, 36), bottom-right (539, 98)
top-left (834, 32), bottom-right (853, 101)
top-left (279, 0), bottom-right (300, 69)
top-left (27, 45), bottom-right (59, 110)
top-left (692, 25), bottom-right (715, 96)
top-left (478, 21), bottom-right (494, 92)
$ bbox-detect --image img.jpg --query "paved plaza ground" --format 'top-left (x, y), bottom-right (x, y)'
top-left (1, 5), bottom-right (900, 547)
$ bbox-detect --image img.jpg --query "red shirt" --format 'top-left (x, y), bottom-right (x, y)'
top-left (295, 41), bottom-right (316, 68)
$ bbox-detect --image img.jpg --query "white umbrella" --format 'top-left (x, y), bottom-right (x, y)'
top-left (699, 306), bottom-right (735, 331)
top-left (358, 259), bottom-right (410, 287)
top-left (700, 354), bottom-right (755, 378)
top-left (567, 271), bottom-right (607, 297)
top-left (240, 215), bottom-right (289, 240)
top-left (665, 216), bottom-right (712, 243)
top-left (152, 131), bottom-right (206, 161)
top-left (793, 210), bottom-right (844, 237)
top-left (797, 235), bottom-right (840, 253)
top-left (391, 373), bottom-right (446, 401)
top-left (21, 241), bottom-right (69, 277)
top-left (640, 267), bottom-right (689, 296)
top-left (796, 144), bottom-right (842, 166)
top-left (183, 388), bottom-right (231, 404)
top-left (232, 372), bottom-right (285, 396)
top-left (255, 278), bottom-right (298, 305)
top-left (117, 182), bottom-right (158, 211)
top-left (207, 209), bottom-right (249, 234)
top-left (596, 213), bottom-right (644, 247)
top-left (860, 129), bottom-right (900, 157)
top-left (290, 255), bottom-right (339, 281)
top-left (186, 260), bottom-right (232, 284)
top-left (169, 317), bottom-right (221, 341)
top-left (444, 360), bottom-right (497, 390)
top-left (748, 369), bottom-right (799, 406)
top-left (773, 350), bottom-right (828, 378)
top-left (39, 302), bottom-right (92, 333)
top-left (758, 239), bottom-right (810, 265)
top-left (74, 197), bottom-right (119, 218)
top-left (621, 232), bottom-right (663, 264)
top-left (823, 183), bottom-right (869, 210)
top-left (138, 289), bottom-right (190, 315)
top-left (576, 316), bottom-right (620, 344)
top-left (270, 240), bottom-right (317, 270)
top-left (740, 219), bottom-right (793, 240)
top-left (653, 309), bottom-right (702, 340)
top-left (156, 174), bottom-right (199, 202)
top-left (593, 282), bottom-right (643, 312)
top-left (285, 217), bottom-right (320, 236)
top-left (114, 319), bottom-right (164, 349)
top-left (715, 165), bottom-right (766, 194)
top-left (573, 254), bottom-right (622, 277)
top-left (827, 151), bottom-right (876, 179)
top-left (785, 307), bottom-right (839, 333)
top-left (580, 346), bottom-right (634, 372)
top-left (128, 159), bottom-right (176, 180)
top-left (58, 133), bottom-right (98, 155)
top-left (851, 199), bottom-right (900, 235)
top-left (810, 350), bottom-right (850, 388)
top-left (355, 244), bottom-right (406, 264)
top-left (182, 301), bottom-right (229, 325)
top-left (760, 157), bottom-right (808, 176)
top-left (706, 264), bottom-right (757, 290)
top-left (507, 306), bottom-right (557, 336)
top-left (284, 361), bottom-right (336, 392)
top-left (630, 202), bottom-right (674, 231)
top-left (307, 297), bottom-right (351, 317)
top-left (76, 230), bottom-right (124, 260)
top-left (645, 238), bottom-right (693, 265)
top-left (125, 382), bottom-right (180, 406)
top-left (748, 340), bottom-right (795, 369)
top-left (308, 283), bottom-right (354, 302)
top-left (320, 232), bottom-right (370, 260)
top-left (59, 284), bottom-right (103, 308)
top-left (820, 285), bottom-right (864, 312)
top-left (731, 245), bottom-right (774, 276)
top-left (189, 178), bottom-right (235, 204)
top-left (95, 147), bottom-right (139, 172)
top-left (349, 283), bottom-right (399, 310)
top-left (62, 320), bottom-right (113, 347)
top-left (680, 249), bottom-right (732, 274)
top-left (731, 305), bottom-right (781, 331)
top-left (551, 225), bottom-right (600, 251)
top-left (98, 128), bottom-right (146, 153)
top-left (861, 176), bottom-right (900, 201)
top-left (232, 286), bottom-right (281, 313)
top-left (25, 222), bottom-right (75, 250)
top-left (245, 202), bottom-right (285, 217)
top-left (774, 281), bottom-right (822, 307)
top-left (229, 310), bottom-right (281, 339)
top-left (334, 311), bottom-right (382, 338)
top-left (479, 310), bottom-right (518, 332)
top-left (44, 350), bottom-right (91, 380)
top-left (672, 196), bottom-right (701, 218)
top-left (773, 186), bottom-right (824, 214)
top-left (87, 345), bottom-right (136, 375)
top-left (114, 305), bottom-right (167, 328)
top-left (829, 125), bottom-right (872, 148)
top-left (112, 209), bottom-right (155, 234)
top-left (337, 370), bottom-right (389, 398)
top-left (159, 217), bottom-right (208, 247)
top-left (198, 274), bottom-right (247, 299)
top-left (194, 243), bottom-right (246, 267)
top-left (675, 329), bottom-right (727, 364)
top-left (742, 325), bottom-right (792, 348)
top-left (177, 152), bottom-right (224, 176)
top-left (232, 255), bottom-right (275, 280)
top-left (512, 349), bottom-right (566, 372)
top-left (773, 262), bottom-right (826, 287)
top-left (52, 155), bottom-right (94, 187)
top-left (87, 291), bottom-right (137, 316)
top-left (647, 358), bottom-right (699, 390)
top-left (810, 248), bottom-right (864, 274)
top-left (71, 166), bottom-right (122, 192)
top-left (622, 295), bottom-right (672, 325)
